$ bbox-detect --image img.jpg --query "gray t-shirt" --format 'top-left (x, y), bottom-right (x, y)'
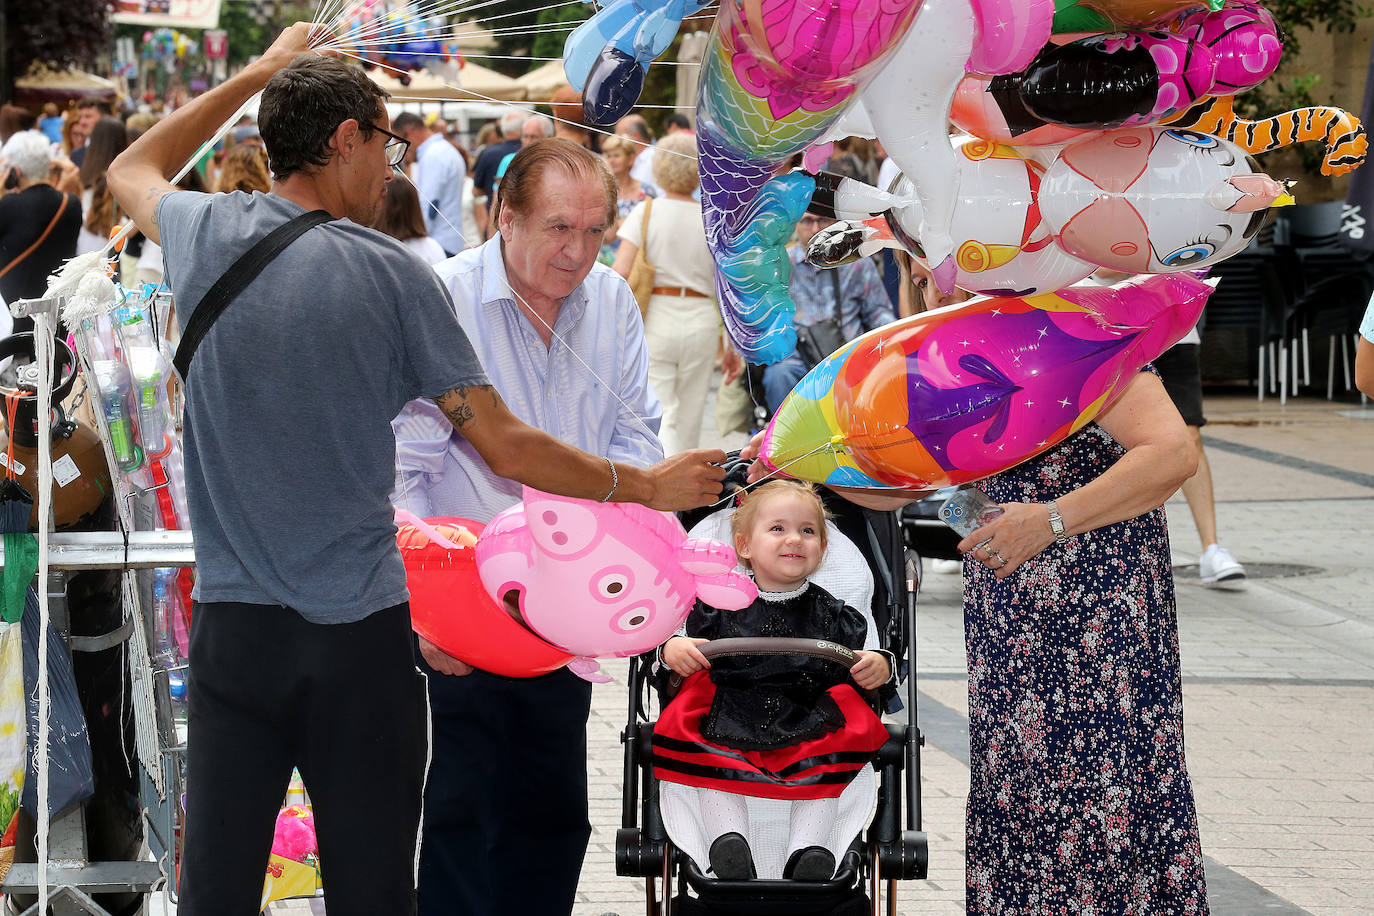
top-left (158, 190), bottom-right (489, 623)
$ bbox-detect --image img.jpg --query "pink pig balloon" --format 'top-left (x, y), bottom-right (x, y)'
top-left (475, 489), bottom-right (757, 662)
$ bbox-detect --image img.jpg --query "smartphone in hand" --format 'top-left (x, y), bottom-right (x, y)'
top-left (939, 487), bottom-right (1004, 538)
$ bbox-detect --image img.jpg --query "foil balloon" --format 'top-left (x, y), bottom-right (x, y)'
top-left (1050, 0), bottom-right (1222, 33)
top-left (691, 0), bottom-right (1055, 362)
top-left (397, 515), bottom-right (575, 679)
top-left (1164, 95), bottom-right (1369, 177)
top-left (334, 0), bottom-right (450, 77)
top-left (475, 489), bottom-right (757, 677)
top-left (757, 273), bottom-right (1213, 490)
top-left (951, 1), bottom-right (1281, 143)
top-left (565, 0), bottom-right (714, 125)
top-left (808, 127), bottom-right (1291, 298)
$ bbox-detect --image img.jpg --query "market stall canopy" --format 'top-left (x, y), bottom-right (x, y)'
top-left (515, 59), bottom-right (571, 104)
top-left (371, 63), bottom-right (526, 103)
top-left (14, 67), bottom-right (118, 107)
top-left (451, 19), bottom-right (497, 51)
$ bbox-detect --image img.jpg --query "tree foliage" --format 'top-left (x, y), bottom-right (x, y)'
top-left (529, 4), bottom-right (588, 74)
top-left (5, 0), bottom-right (115, 84)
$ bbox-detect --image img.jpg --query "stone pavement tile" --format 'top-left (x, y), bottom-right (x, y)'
top-left (1270, 884), bottom-right (1369, 910)
top-left (1183, 682), bottom-right (1374, 914)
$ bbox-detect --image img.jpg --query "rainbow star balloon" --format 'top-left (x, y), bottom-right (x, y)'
top-left (758, 272), bottom-right (1212, 489)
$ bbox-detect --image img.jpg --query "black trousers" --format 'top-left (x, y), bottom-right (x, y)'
top-left (416, 654), bottom-right (594, 916)
top-left (179, 601), bottom-right (428, 916)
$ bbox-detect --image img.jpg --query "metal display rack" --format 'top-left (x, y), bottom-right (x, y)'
top-left (1, 292), bottom-right (193, 916)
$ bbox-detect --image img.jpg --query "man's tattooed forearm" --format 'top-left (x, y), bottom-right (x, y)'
top-left (436, 385), bottom-right (497, 429)
top-left (146, 186), bottom-right (168, 225)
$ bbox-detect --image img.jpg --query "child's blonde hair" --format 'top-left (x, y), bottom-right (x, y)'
top-left (729, 480), bottom-right (830, 569)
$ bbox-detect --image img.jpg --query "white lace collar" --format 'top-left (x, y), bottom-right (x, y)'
top-left (755, 579), bottom-right (811, 603)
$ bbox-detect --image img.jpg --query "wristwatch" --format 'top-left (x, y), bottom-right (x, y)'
top-left (1046, 499), bottom-right (1068, 545)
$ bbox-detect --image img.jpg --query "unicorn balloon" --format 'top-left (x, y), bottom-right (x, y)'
top-left (807, 127), bottom-right (1291, 298)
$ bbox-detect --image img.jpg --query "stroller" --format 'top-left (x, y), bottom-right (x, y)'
top-left (615, 457), bottom-right (929, 915)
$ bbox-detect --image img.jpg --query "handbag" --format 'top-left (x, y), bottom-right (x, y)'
top-left (626, 198), bottom-right (655, 317)
top-left (173, 209), bottom-right (334, 381)
top-left (794, 271), bottom-right (847, 368)
top-left (0, 192), bottom-right (70, 282)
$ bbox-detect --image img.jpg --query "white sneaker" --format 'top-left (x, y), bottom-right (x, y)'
top-left (1199, 544), bottom-right (1246, 586)
top-left (930, 558), bottom-right (963, 574)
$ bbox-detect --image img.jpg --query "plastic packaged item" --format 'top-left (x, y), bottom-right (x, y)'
top-left (938, 487), bottom-right (1005, 538)
top-left (93, 359), bottom-right (143, 473)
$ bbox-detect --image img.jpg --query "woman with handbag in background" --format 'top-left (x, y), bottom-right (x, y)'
top-left (0, 131), bottom-right (82, 329)
top-left (760, 206), bottom-right (895, 415)
top-left (613, 132), bottom-right (718, 455)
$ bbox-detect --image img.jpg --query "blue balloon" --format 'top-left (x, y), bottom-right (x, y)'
top-left (563, 0), bottom-right (712, 124)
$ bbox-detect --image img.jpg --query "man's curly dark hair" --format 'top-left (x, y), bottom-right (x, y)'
top-left (259, 56), bottom-right (389, 181)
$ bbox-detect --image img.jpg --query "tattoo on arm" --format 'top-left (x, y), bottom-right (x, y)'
top-left (145, 186), bottom-right (170, 225)
top-left (436, 385), bottom-right (498, 430)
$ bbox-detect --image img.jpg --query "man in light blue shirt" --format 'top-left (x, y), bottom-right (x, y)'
top-left (394, 111), bottom-right (467, 255)
top-left (394, 138), bottom-right (715, 916)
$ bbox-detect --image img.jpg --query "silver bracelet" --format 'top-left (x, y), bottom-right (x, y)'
top-left (599, 457), bottom-right (618, 503)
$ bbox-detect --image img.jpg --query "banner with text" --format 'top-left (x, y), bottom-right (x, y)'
top-left (112, 0), bottom-right (223, 30)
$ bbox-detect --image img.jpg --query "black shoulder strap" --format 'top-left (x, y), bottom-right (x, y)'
top-left (173, 209), bottom-right (334, 381)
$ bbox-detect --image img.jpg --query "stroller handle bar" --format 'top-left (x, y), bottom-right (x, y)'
top-left (699, 637), bottom-right (856, 665)
top-left (666, 637), bottom-right (860, 692)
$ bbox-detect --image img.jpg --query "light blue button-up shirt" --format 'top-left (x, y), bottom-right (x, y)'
top-left (414, 132), bottom-right (467, 255)
top-left (392, 236), bottom-right (664, 524)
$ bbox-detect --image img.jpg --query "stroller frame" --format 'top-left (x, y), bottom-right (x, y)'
top-left (614, 505), bottom-right (929, 916)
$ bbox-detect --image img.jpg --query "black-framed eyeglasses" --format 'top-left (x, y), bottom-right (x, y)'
top-left (375, 125), bottom-right (411, 168)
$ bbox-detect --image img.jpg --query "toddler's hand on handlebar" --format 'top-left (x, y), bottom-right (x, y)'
top-left (850, 650), bottom-right (889, 691)
top-left (663, 636), bottom-right (710, 677)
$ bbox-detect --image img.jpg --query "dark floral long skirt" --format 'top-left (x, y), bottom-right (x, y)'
top-left (962, 424), bottom-right (1209, 915)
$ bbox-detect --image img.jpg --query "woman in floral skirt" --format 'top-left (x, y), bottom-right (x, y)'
top-left (957, 368), bottom-right (1210, 915)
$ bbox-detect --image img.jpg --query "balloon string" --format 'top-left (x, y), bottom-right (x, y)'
top-left (324, 48), bottom-right (694, 163)
top-left (701, 441), bottom-right (835, 510)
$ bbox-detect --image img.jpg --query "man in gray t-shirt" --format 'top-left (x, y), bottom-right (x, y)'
top-left (109, 27), bottom-right (727, 916)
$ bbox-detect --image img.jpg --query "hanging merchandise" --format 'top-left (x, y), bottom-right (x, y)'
top-left (67, 283), bottom-right (193, 671)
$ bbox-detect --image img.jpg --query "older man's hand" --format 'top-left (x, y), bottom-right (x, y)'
top-left (417, 636), bottom-right (475, 677)
top-left (645, 448), bottom-right (728, 510)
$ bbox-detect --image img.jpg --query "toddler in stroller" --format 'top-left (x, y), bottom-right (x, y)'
top-left (655, 481), bottom-right (894, 883)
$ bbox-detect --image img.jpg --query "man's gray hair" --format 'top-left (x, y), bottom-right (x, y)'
top-left (0, 130), bottom-right (52, 182)
top-left (499, 109), bottom-right (526, 136)
top-left (522, 114), bottom-right (554, 139)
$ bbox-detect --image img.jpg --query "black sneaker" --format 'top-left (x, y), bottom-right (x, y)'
top-left (783, 845), bottom-right (835, 881)
top-left (708, 831), bottom-right (756, 880)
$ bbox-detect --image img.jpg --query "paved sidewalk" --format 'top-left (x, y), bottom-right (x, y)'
top-left (255, 392), bottom-right (1373, 916)
top-left (572, 392), bottom-right (1374, 916)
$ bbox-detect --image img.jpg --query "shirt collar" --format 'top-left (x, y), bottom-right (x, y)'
top-left (417, 133), bottom-right (444, 156)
